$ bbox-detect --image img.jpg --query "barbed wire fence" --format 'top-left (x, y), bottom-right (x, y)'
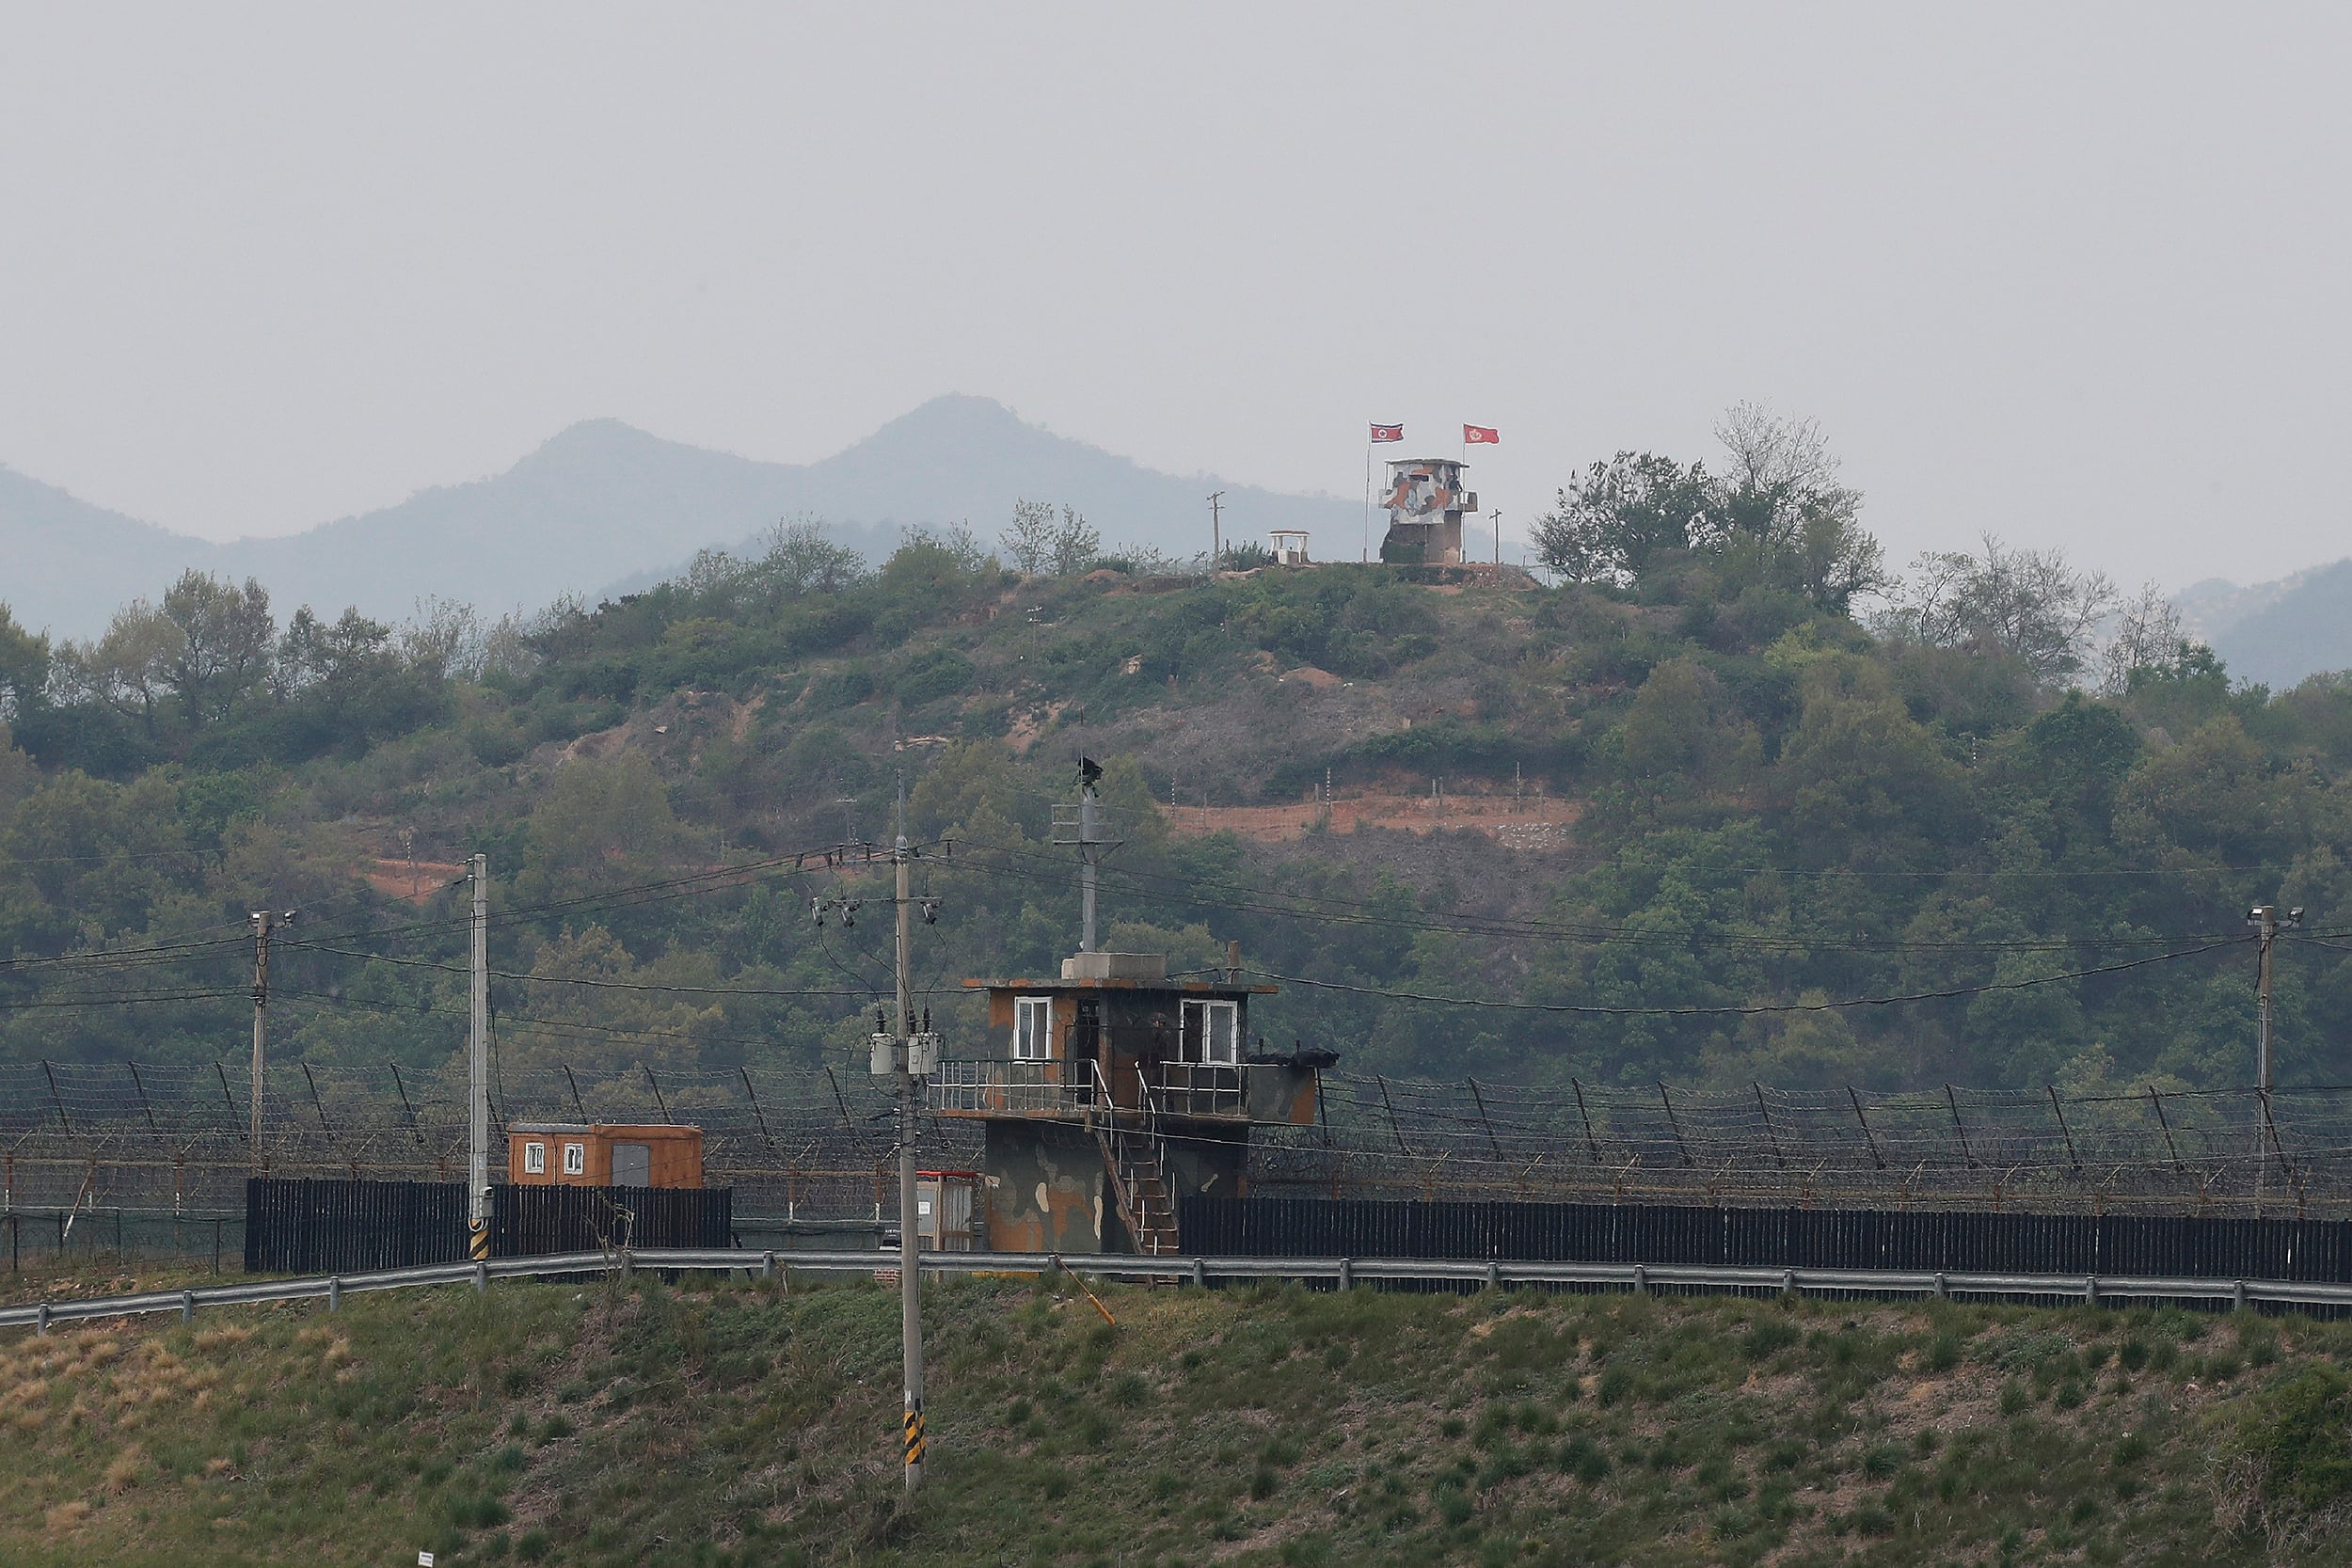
top-left (7, 1062), bottom-right (2352, 1227)
top-left (1252, 1075), bottom-right (2352, 1216)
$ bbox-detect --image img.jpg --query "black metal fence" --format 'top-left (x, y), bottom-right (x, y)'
top-left (1182, 1196), bottom-right (2352, 1284)
top-left (246, 1180), bottom-right (735, 1275)
top-left (246, 1178), bottom-right (469, 1275)
top-left (492, 1184), bottom-right (733, 1258)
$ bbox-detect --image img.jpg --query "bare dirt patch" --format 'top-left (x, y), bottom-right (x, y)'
top-left (363, 858), bottom-right (468, 903)
top-left (1165, 791), bottom-right (1581, 847)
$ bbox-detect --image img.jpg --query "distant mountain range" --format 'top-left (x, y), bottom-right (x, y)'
top-left (1, 395), bottom-right (1362, 640)
top-left (2175, 562), bottom-right (2352, 690)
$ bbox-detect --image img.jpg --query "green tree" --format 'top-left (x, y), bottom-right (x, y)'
top-left (161, 570), bottom-right (277, 724)
top-left (526, 752), bottom-right (690, 894)
top-left (1533, 452), bottom-right (1711, 586)
top-left (0, 604), bottom-right (48, 722)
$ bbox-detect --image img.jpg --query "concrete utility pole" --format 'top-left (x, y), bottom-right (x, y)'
top-left (469, 853), bottom-right (491, 1259)
top-left (1490, 508), bottom-right (1502, 565)
top-left (247, 909), bottom-right (294, 1174)
top-left (1055, 758), bottom-right (1120, 953)
top-left (1208, 490), bottom-right (1224, 569)
top-left (892, 774), bottom-right (926, 1491)
top-left (825, 786), bottom-right (941, 1488)
top-left (2248, 902), bottom-right (2304, 1206)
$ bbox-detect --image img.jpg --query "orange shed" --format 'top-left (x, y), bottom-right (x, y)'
top-left (506, 1122), bottom-right (704, 1189)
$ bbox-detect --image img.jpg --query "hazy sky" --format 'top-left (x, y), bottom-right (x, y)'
top-left (5, 6), bottom-right (2348, 590)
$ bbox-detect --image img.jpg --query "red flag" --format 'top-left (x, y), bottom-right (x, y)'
top-left (1369, 422), bottom-right (1404, 443)
top-left (1464, 424), bottom-right (1499, 445)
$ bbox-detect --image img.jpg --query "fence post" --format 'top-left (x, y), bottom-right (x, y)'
top-left (1848, 1086), bottom-right (1886, 1169)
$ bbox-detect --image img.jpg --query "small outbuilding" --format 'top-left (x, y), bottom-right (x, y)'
top-left (506, 1122), bottom-right (705, 1189)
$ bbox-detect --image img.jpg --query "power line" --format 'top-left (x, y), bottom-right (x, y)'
top-left (948, 847), bottom-right (2273, 954)
top-left (1237, 937), bottom-right (2249, 1017)
top-left (0, 986), bottom-right (246, 1011)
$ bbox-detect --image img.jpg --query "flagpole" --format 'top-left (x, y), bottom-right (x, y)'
top-left (1362, 438), bottom-right (1372, 563)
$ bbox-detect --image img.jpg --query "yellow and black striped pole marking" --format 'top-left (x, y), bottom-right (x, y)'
top-left (469, 1220), bottom-right (490, 1261)
top-left (902, 1400), bottom-right (926, 1470)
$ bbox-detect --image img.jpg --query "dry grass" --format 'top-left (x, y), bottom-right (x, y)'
top-left (0, 1269), bottom-right (2344, 1566)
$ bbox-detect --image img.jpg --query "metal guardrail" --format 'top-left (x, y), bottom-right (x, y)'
top-left (6, 1249), bottom-right (2352, 1333)
top-left (928, 1060), bottom-right (1084, 1115)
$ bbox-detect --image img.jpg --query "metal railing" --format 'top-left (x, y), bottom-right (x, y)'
top-left (8, 1248), bottom-right (2352, 1335)
top-left (927, 1059), bottom-right (1087, 1116)
top-left (1158, 1061), bottom-right (1248, 1117)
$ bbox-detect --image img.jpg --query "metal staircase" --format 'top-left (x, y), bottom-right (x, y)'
top-left (1088, 1062), bottom-right (1180, 1256)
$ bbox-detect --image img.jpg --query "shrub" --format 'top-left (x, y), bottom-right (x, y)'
top-left (2238, 1364), bottom-right (2352, 1513)
top-left (1558, 1433), bottom-right (1610, 1483)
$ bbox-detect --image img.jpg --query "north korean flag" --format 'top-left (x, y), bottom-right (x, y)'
top-left (1464, 425), bottom-right (1499, 445)
top-left (1370, 423), bottom-right (1405, 442)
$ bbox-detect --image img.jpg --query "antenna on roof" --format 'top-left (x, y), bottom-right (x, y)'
top-left (1054, 753), bottom-right (1123, 952)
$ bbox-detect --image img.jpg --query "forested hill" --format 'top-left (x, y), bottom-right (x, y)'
top-left (4, 446), bottom-right (2352, 1098)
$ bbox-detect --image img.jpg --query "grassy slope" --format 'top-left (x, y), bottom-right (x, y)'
top-left (2, 1267), bottom-right (2347, 1568)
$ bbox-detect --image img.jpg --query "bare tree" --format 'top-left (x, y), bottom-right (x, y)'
top-left (1714, 401), bottom-right (1854, 509)
top-left (2097, 582), bottom-right (2193, 695)
top-left (1875, 533), bottom-right (2118, 684)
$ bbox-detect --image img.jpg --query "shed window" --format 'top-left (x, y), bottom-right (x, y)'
top-left (523, 1141), bottom-right (547, 1174)
top-left (563, 1142), bottom-right (586, 1176)
top-left (1013, 996), bottom-right (1054, 1061)
top-left (1181, 1000), bottom-right (1239, 1065)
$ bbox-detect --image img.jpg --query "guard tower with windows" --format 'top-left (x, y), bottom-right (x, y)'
top-left (1379, 457), bottom-right (1475, 564)
top-left (928, 764), bottom-right (1333, 1256)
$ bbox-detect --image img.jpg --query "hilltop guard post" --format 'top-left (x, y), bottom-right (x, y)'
top-left (1379, 457), bottom-right (1476, 564)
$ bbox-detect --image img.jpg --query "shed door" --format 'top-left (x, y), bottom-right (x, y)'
top-left (612, 1142), bottom-right (652, 1188)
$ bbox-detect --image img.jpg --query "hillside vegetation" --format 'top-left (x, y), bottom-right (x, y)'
top-left (6, 410), bottom-right (2352, 1094)
top-left (5, 1269), bottom-right (2352, 1566)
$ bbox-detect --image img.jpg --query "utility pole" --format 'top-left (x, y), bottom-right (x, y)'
top-left (1490, 507), bottom-right (1502, 566)
top-left (1054, 758), bottom-right (1121, 953)
top-left (2248, 902), bottom-right (2304, 1206)
top-left (469, 853), bottom-right (490, 1259)
top-left (247, 909), bottom-right (294, 1174)
top-left (869, 773), bottom-right (942, 1489)
top-left (816, 789), bottom-right (941, 1489)
top-left (1208, 490), bottom-right (1224, 570)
